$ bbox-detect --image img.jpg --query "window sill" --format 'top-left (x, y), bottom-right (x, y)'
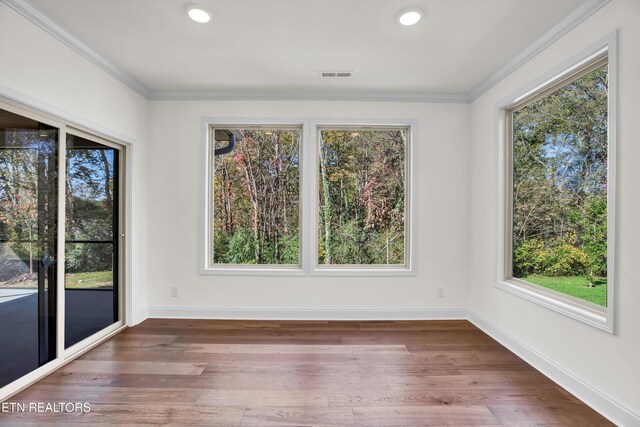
top-left (200, 266), bottom-right (306, 276)
top-left (495, 279), bottom-right (613, 333)
top-left (311, 265), bottom-right (416, 277)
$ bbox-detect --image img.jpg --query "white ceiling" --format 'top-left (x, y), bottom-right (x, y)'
top-left (27, 0), bottom-right (586, 99)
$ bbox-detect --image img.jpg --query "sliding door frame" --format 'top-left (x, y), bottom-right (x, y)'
top-left (0, 99), bottom-right (129, 402)
top-left (61, 127), bottom-right (126, 358)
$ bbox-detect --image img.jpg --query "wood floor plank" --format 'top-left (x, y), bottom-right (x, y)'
top-left (406, 343), bottom-right (507, 352)
top-left (387, 372), bottom-right (551, 390)
top-left (273, 321), bottom-right (362, 330)
top-left (328, 386), bottom-right (574, 407)
top-left (150, 329), bottom-right (347, 338)
top-left (184, 343), bottom-right (410, 354)
top-left (37, 372), bottom-right (119, 386)
top-left (357, 320), bottom-right (475, 331)
top-left (352, 405), bottom-right (500, 426)
top-left (0, 404), bottom-right (246, 426)
top-left (487, 402), bottom-right (613, 426)
top-left (198, 389), bottom-right (328, 407)
top-left (110, 372), bottom-right (390, 391)
top-left (201, 362), bottom-right (459, 376)
top-left (133, 319), bottom-right (281, 330)
top-left (59, 360), bottom-right (207, 376)
top-left (174, 335), bottom-right (343, 345)
top-left (79, 349), bottom-right (350, 365)
top-left (3, 319), bottom-right (613, 426)
top-left (94, 334), bottom-right (178, 348)
top-left (240, 406), bottom-right (354, 426)
top-left (14, 385), bottom-right (204, 404)
top-left (345, 351), bottom-right (524, 366)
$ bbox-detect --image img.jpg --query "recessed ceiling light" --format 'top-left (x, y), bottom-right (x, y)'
top-left (398, 8), bottom-right (422, 26)
top-left (186, 4), bottom-right (212, 23)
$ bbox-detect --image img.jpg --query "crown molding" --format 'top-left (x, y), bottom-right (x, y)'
top-left (2, 0), bottom-right (609, 104)
top-left (148, 90), bottom-right (470, 103)
top-left (468, 0), bottom-right (610, 102)
top-left (1, 0), bottom-right (150, 98)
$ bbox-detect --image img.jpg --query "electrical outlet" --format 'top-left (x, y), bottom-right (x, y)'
top-left (170, 286), bottom-right (179, 297)
top-left (437, 288), bottom-right (445, 297)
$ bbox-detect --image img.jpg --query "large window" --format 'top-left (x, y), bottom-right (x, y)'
top-left (204, 121), bottom-right (414, 275)
top-left (500, 46), bottom-right (615, 331)
top-left (317, 126), bottom-right (409, 269)
top-left (208, 126), bottom-right (301, 269)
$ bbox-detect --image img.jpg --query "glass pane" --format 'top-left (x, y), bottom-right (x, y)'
top-left (65, 242), bottom-right (113, 289)
top-left (66, 136), bottom-right (114, 241)
top-left (65, 242), bottom-right (115, 347)
top-left (511, 64), bottom-right (608, 307)
top-left (318, 128), bottom-right (407, 265)
top-left (64, 134), bottom-right (118, 348)
top-left (0, 108), bottom-right (58, 387)
top-left (211, 128), bottom-right (300, 265)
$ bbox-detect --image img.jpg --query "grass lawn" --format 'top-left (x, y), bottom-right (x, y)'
top-left (0, 271), bottom-right (112, 289)
top-left (64, 271), bottom-right (113, 289)
top-left (522, 275), bottom-right (606, 307)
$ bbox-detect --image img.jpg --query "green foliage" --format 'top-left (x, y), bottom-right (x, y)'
top-left (512, 64), bottom-right (609, 301)
top-left (513, 238), bottom-right (546, 277)
top-left (278, 234), bottom-right (300, 265)
top-left (214, 229), bottom-right (300, 265)
top-left (581, 196), bottom-right (607, 277)
top-left (514, 237), bottom-right (590, 277)
top-left (212, 129), bottom-right (300, 265)
top-left (318, 129), bottom-right (406, 265)
top-left (543, 242), bottom-right (588, 276)
top-left (223, 229), bottom-right (257, 264)
top-left (66, 242), bottom-right (112, 273)
top-left (321, 220), bottom-right (360, 264)
top-left (212, 127), bottom-right (406, 266)
top-left (212, 231), bottom-right (230, 264)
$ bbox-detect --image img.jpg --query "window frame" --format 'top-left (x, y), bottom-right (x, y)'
top-left (495, 33), bottom-right (617, 333)
top-left (310, 120), bottom-right (417, 276)
top-left (201, 118), bottom-right (417, 277)
top-left (201, 119), bottom-right (309, 275)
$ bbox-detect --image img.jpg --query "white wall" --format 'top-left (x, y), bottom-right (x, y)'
top-left (147, 101), bottom-right (470, 314)
top-left (468, 0), bottom-right (640, 420)
top-left (0, 3), bottom-right (150, 324)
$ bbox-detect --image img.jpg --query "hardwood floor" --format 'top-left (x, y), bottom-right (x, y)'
top-left (1, 320), bottom-right (613, 426)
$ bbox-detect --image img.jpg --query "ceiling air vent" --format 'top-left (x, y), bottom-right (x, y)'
top-left (320, 71), bottom-right (353, 78)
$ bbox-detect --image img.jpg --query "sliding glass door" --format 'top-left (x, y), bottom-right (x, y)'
top-left (65, 133), bottom-right (120, 348)
top-left (0, 104), bottom-right (125, 390)
top-left (0, 108), bottom-right (58, 387)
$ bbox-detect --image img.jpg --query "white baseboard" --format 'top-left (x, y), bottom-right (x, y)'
top-left (131, 307), bottom-right (148, 326)
top-left (467, 310), bottom-right (640, 427)
top-left (146, 306), bottom-right (467, 321)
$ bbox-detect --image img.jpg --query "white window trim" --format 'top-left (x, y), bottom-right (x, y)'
top-left (200, 118), bottom-right (417, 277)
top-left (495, 31), bottom-right (618, 334)
top-left (310, 119), bottom-right (417, 276)
top-left (201, 118), bottom-right (310, 276)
